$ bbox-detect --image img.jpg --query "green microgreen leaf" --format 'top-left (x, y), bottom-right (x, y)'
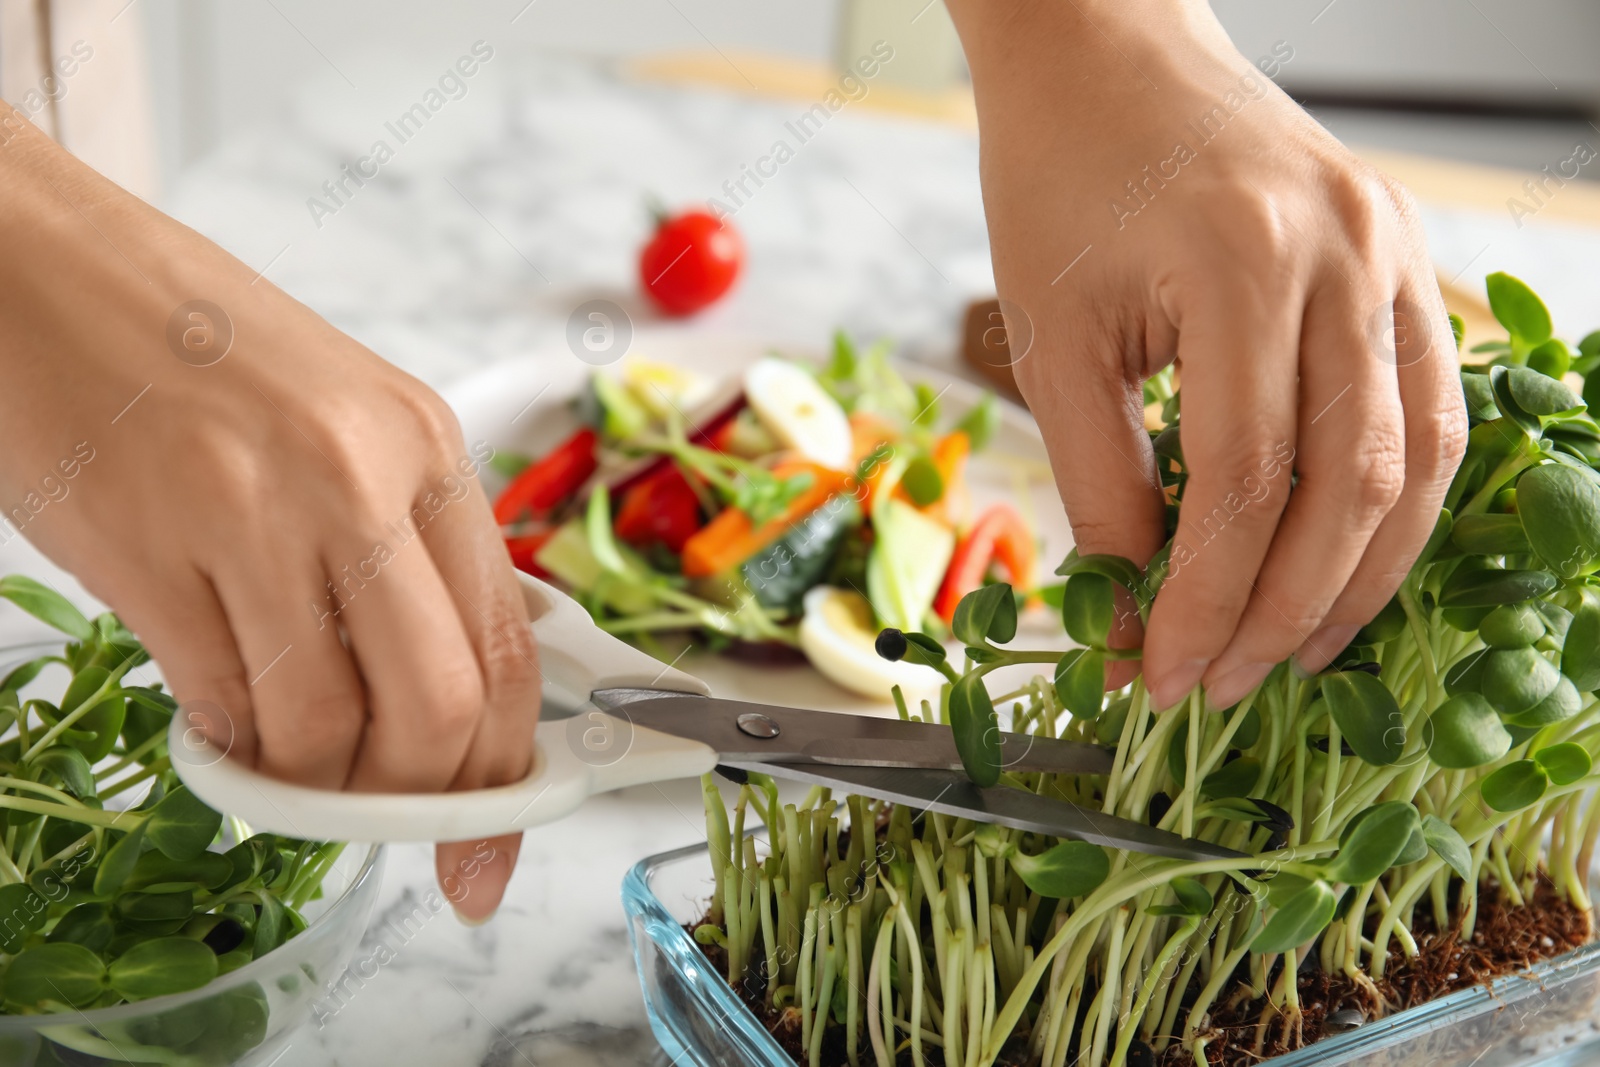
top-left (126, 849), bottom-right (234, 892)
top-left (1504, 676), bottom-right (1582, 728)
top-left (1501, 364), bottom-right (1583, 417)
top-left (29, 745), bottom-right (95, 798)
top-left (1425, 694), bottom-right (1512, 769)
top-left (56, 666), bottom-right (125, 763)
top-left (1054, 648), bottom-right (1105, 720)
top-left (1007, 840), bottom-right (1109, 899)
top-left (107, 937), bottom-right (218, 1000)
top-left (252, 892), bottom-right (289, 960)
top-left (1054, 550), bottom-right (1145, 596)
top-left (1481, 647), bottom-right (1562, 716)
top-left (1534, 742), bottom-right (1592, 785)
top-left (47, 903), bottom-right (113, 955)
top-left (94, 823), bottom-right (147, 898)
top-left (144, 786), bottom-right (224, 862)
top-left (1517, 463), bottom-right (1600, 577)
top-left (1449, 514), bottom-right (1532, 557)
top-left (1252, 879), bottom-right (1337, 953)
top-left (1461, 372), bottom-right (1499, 421)
top-left (1529, 338), bottom-right (1572, 378)
top-left (4, 942), bottom-right (105, 1008)
top-left (1563, 594), bottom-right (1600, 691)
top-left (1486, 271), bottom-right (1553, 347)
top-left (1321, 671), bottom-right (1405, 765)
top-left (0, 883), bottom-right (48, 953)
top-left (1093, 697), bottom-right (1129, 743)
top-left (1231, 705), bottom-right (1263, 750)
top-left (1325, 802), bottom-right (1420, 884)
top-left (1444, 649), bottom-right (1489, 696)
top-left (1200, 757), bottom-right (1260, 800)
top-left (948, 673), bottom-right (1001, 788)
top-left (1420, 815), bottom-right (1472, 881)
top-left (952, 583), bottom-right (1017, 647)
top-left (1061, 573), bottom-right (1114, 649)
top-left (0, 655), bottom-right (55, 694)
top-left (1357, 597), bottom-right (1408, 645)
top-left (1149, 876), bottom-right (1213, 917)
top-left (1478, 604), bottom-right (1545, 649)
top-left (1263, 872), bottom-right (1312, 909)
top-left (0, 576), bottom-right (94, 642)
top-left (1439, 567), bottom-right (1559, 608)
top-left (1481, 759), bottom-right (1550, 812)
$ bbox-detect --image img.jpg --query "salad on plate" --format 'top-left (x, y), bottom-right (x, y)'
top-left (491, 334), bottom-right (1040, 700)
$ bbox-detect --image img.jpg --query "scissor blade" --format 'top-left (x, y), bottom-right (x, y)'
top-left (593, 690), bottom-right (1114, 776)
top-left (732, 761), bottom-right (1245, 863)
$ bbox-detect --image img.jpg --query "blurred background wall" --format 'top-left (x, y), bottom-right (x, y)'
top-left (136, 0), bottom-right (1600, 198)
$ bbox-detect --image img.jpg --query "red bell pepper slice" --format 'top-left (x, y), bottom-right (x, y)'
top-left (614, 466), bottom-right (702, 553)
top-left (493, 427), bottom-right (599, 525)
top-left (505, 530), bottom-right (557, 578)
top-left (933, 504), bottom-right (1037, 623)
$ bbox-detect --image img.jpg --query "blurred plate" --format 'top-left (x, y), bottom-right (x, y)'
top-left (443, 332), bottom-right (1074, 715)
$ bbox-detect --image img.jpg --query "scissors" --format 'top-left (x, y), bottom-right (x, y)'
top-left (171, 574), bottom-right (1243, 861)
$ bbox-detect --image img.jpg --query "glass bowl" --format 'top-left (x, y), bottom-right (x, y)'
top-left (0, 842), bottom-right (383, 1066)
top-left (0, 642), bottom-right (384, 1066)
top-left (624, 839), bottom-right (1600, 1067)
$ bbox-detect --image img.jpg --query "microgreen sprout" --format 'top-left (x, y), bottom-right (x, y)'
top-left (697, 274), bottom-right (1600, 1067)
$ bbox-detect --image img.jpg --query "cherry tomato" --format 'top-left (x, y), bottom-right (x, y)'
top-left (639, 210), bottom-right (743, 316)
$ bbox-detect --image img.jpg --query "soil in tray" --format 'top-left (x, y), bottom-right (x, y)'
top-left (1176, 874), bottom-right (1592, 1067)
top-left (688, 874), bottom-right (1592, 1067)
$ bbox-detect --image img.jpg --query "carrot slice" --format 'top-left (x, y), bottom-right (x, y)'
top-left (680, 462), bottom-right (850, 578)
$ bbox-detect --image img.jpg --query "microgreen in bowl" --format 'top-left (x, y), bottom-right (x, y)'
top-left (0, 577), bottom-right (343, 1020)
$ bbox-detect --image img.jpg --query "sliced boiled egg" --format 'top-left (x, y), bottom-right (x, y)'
top-left (624, 357), bottom-right (715, 421)
top-left (744, 358), bottom-right (852, 471)
top-left (799, 586), bottom-right (941, 703)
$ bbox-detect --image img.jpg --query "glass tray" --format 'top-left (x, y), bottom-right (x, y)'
top-left (623, 839), bottom-right (1600, 1067)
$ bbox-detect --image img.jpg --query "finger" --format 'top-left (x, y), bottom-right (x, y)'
top-left (1012, 314), bottom-right (1167, 690)
top-left (416, 467), bottom-right (540, 795)
top-left (212, 550), bottom-right (367, 789)
top-left (437, 834), bottom-right (522, 924)
top-left (114, 565), bottom-right (260, 768)
top-left (1201, 280), bottom-right (1405, 708)
top-left (1142, 285), bottom-right (1301, 710)
top-left (1293, 268), bottom-right (1468, 673)
top-left (331, 524), bottom-right (485, 793)
top-left (415, 455), bottom-right (539, 919)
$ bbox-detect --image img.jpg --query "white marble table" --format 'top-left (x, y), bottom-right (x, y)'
top-left (5, 52), bottom-right (1600, 1067)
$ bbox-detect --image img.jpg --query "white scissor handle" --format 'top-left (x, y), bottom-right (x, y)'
top-left (516, 570), bottom-right (708, 710)
top-left (170, 573), bottom-right (716, 843)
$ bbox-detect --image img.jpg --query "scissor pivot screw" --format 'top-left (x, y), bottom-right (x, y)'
top-left (737, 712), bottom-right (781, 739)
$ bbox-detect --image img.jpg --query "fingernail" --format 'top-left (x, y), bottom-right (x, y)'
top-left (453, 905), bottom-right (491, 928)
top-left (1296, 623), bottom-right (1362, 675)
top-left (1204, 662), bottom-right (1273, 712)
top-left (1148, 658), bottom-right (1208, 711)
